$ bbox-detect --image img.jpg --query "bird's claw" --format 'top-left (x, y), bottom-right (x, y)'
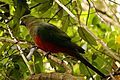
top-left (45, 52), bottom-right (51, 58)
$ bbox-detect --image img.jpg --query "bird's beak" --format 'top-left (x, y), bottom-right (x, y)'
top-left (20, 20), bottom-right (26, 26)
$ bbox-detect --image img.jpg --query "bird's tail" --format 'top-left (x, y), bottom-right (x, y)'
top-left (64, 43), bottom-right (106, 77)
top-left (74, 52), bottom-right (106, 78)
top-left (71, 43), bottom-right (85, 54)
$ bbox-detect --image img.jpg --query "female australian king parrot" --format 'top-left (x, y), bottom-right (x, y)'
top-left (21, 15), bottom-right (106, 78)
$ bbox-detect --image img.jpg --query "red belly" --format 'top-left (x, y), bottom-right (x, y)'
top-left (34, 36), bottom-right (65, 53)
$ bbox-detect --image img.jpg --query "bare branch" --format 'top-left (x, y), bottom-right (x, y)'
top-left (54, 0), bottom-right (77, 21)
top-left (29, 72), bottom-right (84, 80)
top-left (37, 49), bottom-right (72, 74)
top-left (91, 0), bottom-right (120, 28)
top-left (109, 0), bottom-right (120, 5)
top-left (6, 25), bottom-right (34, 74)
top-left (97, 13), bottom-right (120, 28)
top-left (0, 37), bottom-right (28, 44)
top-left (109, 73), bottom-right (116, 80)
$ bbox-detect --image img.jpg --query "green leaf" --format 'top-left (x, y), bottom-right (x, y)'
top-left (33, 0), bottom-right (53, 13)
top-left (0, 0), bottom-right (13, 4)
top-left (61, 16), bottom-right (69, 32)
top-left (20, 25), bottom-right (29, 39)
top-left (11, 55), bottom-right (28, 73)
top-left (107, 39), bottom-right (115, 49)
top-left (92, 53), bottom-right (98, 61)
top-left (73, 63), bottom-right (80, 75)
top-left (78, 27), bottom-right (97, 45)
top-left (0, 22), bottom-right (7, 29)
top-left (0, 43), bottom-right (9, 53)
top-left (34, 52), bottom-right (44, 73)
top-left (79, 63), bottom-right (94, 77)
top-left (57, 5), bottom-right (63, 19)
top-left (92, 15), bottom-right (100, 25)
top-left (13, 0), bottom-right (30, 17)
top-left (8, 64), bottom-right (21, 80)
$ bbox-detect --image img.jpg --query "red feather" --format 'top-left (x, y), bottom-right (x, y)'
top-left (34, 36), bottom-right (67, 53)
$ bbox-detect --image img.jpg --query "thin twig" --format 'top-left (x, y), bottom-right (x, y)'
top-left (86, 66), bottom-right (94, 80)
top-left (0, 37), bottom-right (28, 45)
top-left (109, 0), bottom-right (120, 5)
top-left (47, 0), bottom-right (72, 22)
top-left (91, 0), bottom-right (120, 28)
top-left (54, 0), bottom-right (77, 21)
top-left (86, 0), bottom-right (91, 25)
top-left (103, 0), bottom-right (120, 24)
top-left (6, 25), bottom-right (34, 74)
top-left (29, 72), bottom-right (84, 80)
top-left (30, 0), bottom-right (49, 10)
top-left (109, 73), bottom-right (116, 80)
top-left (98, 12), bottom-right (120, 28)
top-left (37, 49), bottom-right (72, 74)
top-left (75, 0), bottom-right (82, 24)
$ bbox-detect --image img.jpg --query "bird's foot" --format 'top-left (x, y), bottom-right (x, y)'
top-left (45, 51), bottom-right (51, 58)
top-left (32, 45), bottom-right (38, 49)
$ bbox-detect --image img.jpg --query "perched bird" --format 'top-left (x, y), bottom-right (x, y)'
top-left (21, 15), bottom-right (106, 78)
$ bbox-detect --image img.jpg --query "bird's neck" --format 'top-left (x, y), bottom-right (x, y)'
top-left (26, 20), bottom-right (38, 28)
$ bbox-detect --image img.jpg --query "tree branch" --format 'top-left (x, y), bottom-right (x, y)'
top-left (54, 0), bottom-right (120, 62)
top-left (6, 25), bottom-right (34, 74)
top-left (54, 0), bottom-right (77, 21)
top-left (0, 37), bottom-right (28, 45)
top-left (97, 12), bottom-right (120, 28)
top-left (91, 0), bottom-right (120, 28)
top-left (109, 0), bottom-right (120, 5)
top-left (37, 49), bottom-right (72, 74)
top-left (29, 72), bottom-right (84, 80)
top-left (30, 0), bottom-right (49, 10)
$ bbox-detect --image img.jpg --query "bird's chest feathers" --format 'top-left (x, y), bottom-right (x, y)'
top-left (34, 35), bottom-right (63, 53)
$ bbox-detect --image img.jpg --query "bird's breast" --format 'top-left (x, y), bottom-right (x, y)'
top-left (34, 36), bottom-right (66, 53)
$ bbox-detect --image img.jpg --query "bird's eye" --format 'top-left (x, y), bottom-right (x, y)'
top-left (20, 21), bottom-right (26, 26)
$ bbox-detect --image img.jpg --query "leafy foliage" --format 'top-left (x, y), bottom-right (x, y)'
top-left (0, 0), bottom-right (120, 80)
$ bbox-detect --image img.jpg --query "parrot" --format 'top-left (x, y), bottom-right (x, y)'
top-left (21, 15), bottom-right (106, 78)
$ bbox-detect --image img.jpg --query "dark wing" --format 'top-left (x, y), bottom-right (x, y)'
top-left (36, 22), bottom-right (84, 54)
top-left (37, 22), bottom-right (72, 47)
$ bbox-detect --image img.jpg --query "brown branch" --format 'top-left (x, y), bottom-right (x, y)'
top-left (29, 72), bottom-right (84, 80)
top-left (6, 25), bottom-right (34, 74)
top-left (91, 0), bottom-right (120, 28)
top-left (37, 49), bottom-right (72, 74)
top-left (109, 0), bottom-right (120, 5)
top-left (109, 73), bottom-right (116, 80)
top-left (0, 37), bottom-right (28, 45)
top-left (54, 0), bottom-right (77, 21)
top-left (97, 12), bottom-right (120, 28)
